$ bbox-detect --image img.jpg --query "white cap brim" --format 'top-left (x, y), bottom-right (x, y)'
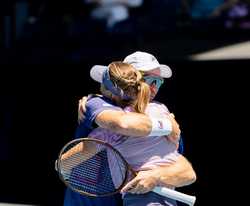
top-left (90, 62), bottom-right (172, 82)
top-left (90, 65), bottom-right (108, 83)
top-left (135, 63), bottom-right (172, 78)
top-left (159, 64), bottom-right (172, 78)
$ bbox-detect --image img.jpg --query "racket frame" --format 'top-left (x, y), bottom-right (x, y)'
top-left (56, 137), bottom-right (196, 205)
top-left (57, 137), bottom-right (130, 197)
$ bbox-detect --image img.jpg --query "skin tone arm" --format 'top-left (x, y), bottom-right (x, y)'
top-left (56, 141), bottom-right (98, 173)
top-left (121, 155), bottom-right (197, 194)
top-left (78, 97), bottom-right (194, 190)
top-left (79, 96), bottom-right (181, 139)
top-left (61, 141), bottom-right (97, 161)
top-left (97, 108), bottom-right (181, 139)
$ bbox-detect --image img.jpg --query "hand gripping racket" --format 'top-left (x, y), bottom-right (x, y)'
top-left (56, 138), bottom-right (196, 205)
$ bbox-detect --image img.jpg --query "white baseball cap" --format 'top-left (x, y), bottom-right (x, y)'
top-left (90, 51), bottom-right (172, 83)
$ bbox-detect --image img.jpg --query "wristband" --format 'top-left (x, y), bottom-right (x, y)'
top-left (148, 117), bottom-right (172, 136)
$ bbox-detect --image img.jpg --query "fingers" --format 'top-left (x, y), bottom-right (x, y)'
top-left (167, 136), bottom-right (180, 148)
top-left (167, 113), bottom-right (181, 141)
top-left (78, 96), bottom-right (88, 122)
top-left (121, 178), bottom-right (139, 193)
top-left (121, 174), bottom-right (156, 194)
top-left (79, 96), bottom-right (88, 111)
top-left (123, 181), bottom-right (154, 194)
top-left (126, 184), bottom-right (149, 194)
top-left (79, 97), bottom-right (88, 108)
top-left (122, 180), bottom-right (148, 194)
top-left (176, 142), bottom-right (179, 150)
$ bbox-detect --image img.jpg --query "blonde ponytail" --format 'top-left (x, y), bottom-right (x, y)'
top-left (105, 61), bottom-right (150, 113)
top-left (134, 81), bottom-right (150, 113)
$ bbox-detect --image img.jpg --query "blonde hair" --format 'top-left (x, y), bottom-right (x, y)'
top-left (102, 61), bottom-right (150, 113)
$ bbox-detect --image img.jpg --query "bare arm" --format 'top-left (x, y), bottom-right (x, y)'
top-left (61, 141), bottom-right (97, 161)
top-left (79, 96), bottom-right (180, 139)
top-left (57, 141), bottom-right (98, 173)
top-left (156, 155), bottom-right (196, 187)
top-left (95, 110), bottom-right (152, 136)
top-left (121, 155), bottom-right (196, 194)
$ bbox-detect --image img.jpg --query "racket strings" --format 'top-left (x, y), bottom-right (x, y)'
top-left (59, 141), bottom-right (127, 195)
top-left (61, 152), bottom-right (102, 173)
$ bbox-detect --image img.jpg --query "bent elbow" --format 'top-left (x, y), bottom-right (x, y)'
top-left (188, 170), bottom-right (197, 184)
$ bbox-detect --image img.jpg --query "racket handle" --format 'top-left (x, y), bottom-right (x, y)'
top-left (153, 187), bottom-right (196, 206)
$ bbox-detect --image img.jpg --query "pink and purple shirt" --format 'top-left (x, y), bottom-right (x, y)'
top-left (88, 102), bottom-right (180, 188)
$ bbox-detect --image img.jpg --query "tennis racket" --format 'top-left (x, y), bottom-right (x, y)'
top-left (56, 138), bottom-right (196, 206)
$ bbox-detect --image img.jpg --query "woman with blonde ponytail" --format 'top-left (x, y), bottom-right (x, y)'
top-left (104, 61), bottom-right (150, 114)
top-left (64, 52), bottom-right (196, 206)
top-left (87, 61), bottom-right (183, 206)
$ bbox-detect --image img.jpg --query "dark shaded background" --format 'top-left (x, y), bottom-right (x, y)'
top-left (1, 1), bottom-right (248, 206)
